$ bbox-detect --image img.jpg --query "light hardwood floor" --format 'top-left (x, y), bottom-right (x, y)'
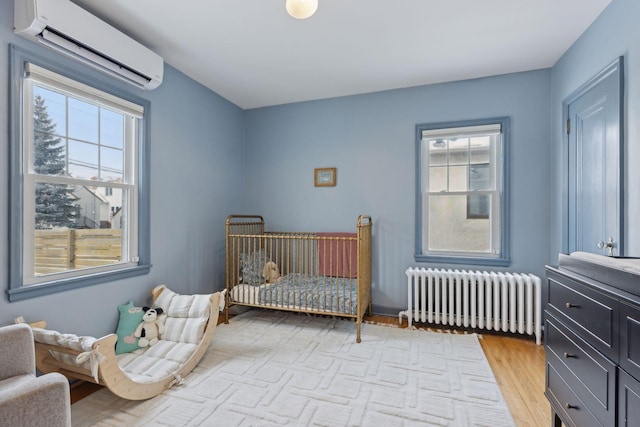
top-left (479, 333), bottom-right (548, 426)
top-left (71, 313), bottom-right (549, 426)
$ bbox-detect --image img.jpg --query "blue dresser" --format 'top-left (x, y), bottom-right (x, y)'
top-left (545, 254), bottom-right (640, 427)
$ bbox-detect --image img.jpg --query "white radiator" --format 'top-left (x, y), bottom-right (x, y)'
top-left (399, 268), bottom-right (542, 345)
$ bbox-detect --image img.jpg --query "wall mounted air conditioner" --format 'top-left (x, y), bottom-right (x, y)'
top-left (14, 0), bottom-right (164, 90)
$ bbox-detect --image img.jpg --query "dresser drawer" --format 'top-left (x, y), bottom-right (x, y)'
top-left (620, 302), bottom-right (640, 382)
top-left (546, 314), bottom-right (615, 426)
top-left (546, 361), bottom-right (602, 427)
top-left (619, 368), bottom-right (640, 427)
top-left (547, 275), bottom-right (618, 360)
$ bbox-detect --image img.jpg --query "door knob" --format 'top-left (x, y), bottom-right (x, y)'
top-left (597, 237), bottom-right (615, 256)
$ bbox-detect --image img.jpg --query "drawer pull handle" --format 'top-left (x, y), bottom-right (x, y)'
top-left (565, 303), bottom-right (580, 309)
top-left (563, 352), bottom-right (577, 359)
top-left (565, 403), bottom-right (579, 410)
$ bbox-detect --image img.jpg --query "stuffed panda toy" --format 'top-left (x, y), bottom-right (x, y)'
top-left (134, 306), bottom-right (165, 347)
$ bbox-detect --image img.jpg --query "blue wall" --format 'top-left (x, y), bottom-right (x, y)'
top-left (0, 1), bottom-right (245, 335)
top-left (550, 0), bottom-right (640, 261)
top-left (244, 71), bottom-right (552, 313)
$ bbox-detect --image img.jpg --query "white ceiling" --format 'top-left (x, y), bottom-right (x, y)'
top-left (72, 0), bottom-right (611, 110)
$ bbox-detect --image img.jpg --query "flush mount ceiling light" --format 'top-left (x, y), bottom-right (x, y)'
top-left (286, 0), bottom-right (318, 19)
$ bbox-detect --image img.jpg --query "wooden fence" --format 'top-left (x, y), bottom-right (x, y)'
top-left (35, 229), bottom-right (122, 275)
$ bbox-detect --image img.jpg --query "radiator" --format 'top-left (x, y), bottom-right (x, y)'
top-left (399, 268), bottom-right (542, 345)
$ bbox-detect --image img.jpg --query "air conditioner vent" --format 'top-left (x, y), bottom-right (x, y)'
top-left (14, 0), bottom-right (163, 90)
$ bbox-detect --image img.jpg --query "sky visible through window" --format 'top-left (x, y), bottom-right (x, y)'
top-left (34, 85), bottom-right (125, 182)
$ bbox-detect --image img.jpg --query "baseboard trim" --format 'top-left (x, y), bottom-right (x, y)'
top-left (370, 304), bottom-right (403, 318)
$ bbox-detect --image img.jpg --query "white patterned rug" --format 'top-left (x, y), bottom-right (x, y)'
top-left (71, 310), bottom-right (515, 426)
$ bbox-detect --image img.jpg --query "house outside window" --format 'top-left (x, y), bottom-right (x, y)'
top-left (415, 117), bottom-right (510, 266)
top-left (8, 46), bottom-right (150, 301)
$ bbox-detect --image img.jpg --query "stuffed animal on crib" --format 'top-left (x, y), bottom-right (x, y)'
top-left (263, 261), bottom-right (279, 282)
top-left (134, 306), bottom-right (165, 347)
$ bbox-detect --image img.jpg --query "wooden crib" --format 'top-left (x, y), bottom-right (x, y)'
top-left (225, 215), bottom-right (372, 342)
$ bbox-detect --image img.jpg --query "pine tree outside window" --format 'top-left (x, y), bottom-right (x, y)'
top-left (9, 46), bottom-right (151, 301)
top-left (33, 94), bottom-right (78, 229)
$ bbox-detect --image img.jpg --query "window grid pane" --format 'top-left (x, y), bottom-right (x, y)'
top-left (448, 138), bottom-right (469, 166)
top-left (32, 83), bottom-right (128, 184)
top-left (427, 194), bottom-right (492, 253)
top-left (32, 182), bottom-right (128, 277)
top-left (68, 97), bottom-right (98, 143)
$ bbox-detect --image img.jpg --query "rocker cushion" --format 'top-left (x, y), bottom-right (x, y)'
top-left (31, 327), bottom-right (97, 370)
top-left (116, 287), bottom-right (213, 382)
top-left (116, 341), bottom-right (199, 384)
top-left (154, 287), bottom-right (211, 344)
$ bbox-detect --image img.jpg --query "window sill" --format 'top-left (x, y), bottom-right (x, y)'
top-left (414, 254), bottom-right (511, 267)
top-left (7, 264), bottom-right (151, 302)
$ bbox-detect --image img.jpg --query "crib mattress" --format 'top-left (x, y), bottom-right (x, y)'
top-left (231, 273), bottom-right (358, 315)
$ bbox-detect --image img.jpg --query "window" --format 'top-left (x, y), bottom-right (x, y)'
top-left (415, 118), bottom-right (510, 266)
top-left (8, 46), bottom-right (150, 301)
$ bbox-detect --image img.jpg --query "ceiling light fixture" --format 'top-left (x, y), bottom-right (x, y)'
top-left (286, 0), bottom-right (318, 19)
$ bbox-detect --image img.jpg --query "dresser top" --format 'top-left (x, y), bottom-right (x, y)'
top-left (557, 252), bottom-right (640, 298)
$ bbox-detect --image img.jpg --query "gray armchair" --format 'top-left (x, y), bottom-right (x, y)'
top-left (0, 323), bottom-right (71, 427)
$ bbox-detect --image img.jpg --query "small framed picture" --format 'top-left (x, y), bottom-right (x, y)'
top-left (314, 167), bottom-right (336, 187)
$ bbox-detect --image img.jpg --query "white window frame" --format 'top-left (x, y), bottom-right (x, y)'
top-left (23, 65), bottom-right (141, 284)
top-left (8, 45), bottom-right (151, 301)
top-left (415, 117), bottom-right (510, 266)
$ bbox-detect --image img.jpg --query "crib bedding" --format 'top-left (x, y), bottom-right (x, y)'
top-left (232, 273), bottom-right (357, 315)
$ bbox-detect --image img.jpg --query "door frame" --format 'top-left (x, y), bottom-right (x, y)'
top-left (561, 56), bottom-right (624, 255)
